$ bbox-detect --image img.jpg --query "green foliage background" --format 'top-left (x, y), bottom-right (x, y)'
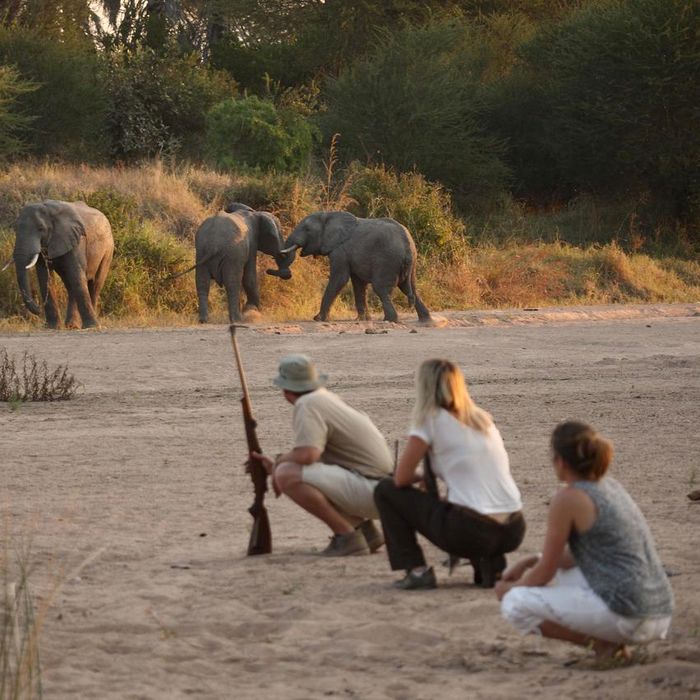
top-left (0, 0), bottom-right (697, 325)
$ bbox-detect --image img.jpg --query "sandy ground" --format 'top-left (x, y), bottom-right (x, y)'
top-left (1, 303), bottom-right (700, 699)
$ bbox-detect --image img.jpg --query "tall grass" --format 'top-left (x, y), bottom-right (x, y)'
top-left (0, 161), bottom-right (698, 329)
top-left (0, 542), bottom-right (44, 699)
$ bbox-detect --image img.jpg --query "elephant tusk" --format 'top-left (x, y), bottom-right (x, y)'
top-left (279, 244), bottom-right (299, 254)
top-left (1, 257), bottom-right (13, 272)
top-left (25, 253), bottom-right (39, 270)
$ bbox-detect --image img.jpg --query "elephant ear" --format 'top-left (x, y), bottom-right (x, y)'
top-left (44, 200), bottom-right (86, 259)
top-left (320, 212), bottom-right (356, 254)
top-left (256, 212), bottom-right (285, 256)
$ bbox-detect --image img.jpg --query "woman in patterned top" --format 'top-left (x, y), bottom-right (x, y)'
top-left (496, 421), bottom-right (673, 661)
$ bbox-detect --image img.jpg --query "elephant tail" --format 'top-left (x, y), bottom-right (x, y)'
top-left (162, 251), bottom-right (217, 282)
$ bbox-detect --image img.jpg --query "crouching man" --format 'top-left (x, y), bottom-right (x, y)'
top-left (253, 354), bottom-right (393, 556)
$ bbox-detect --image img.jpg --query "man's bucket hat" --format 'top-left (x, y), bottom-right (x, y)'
top-left (273, 354), bottom-right (327, 393)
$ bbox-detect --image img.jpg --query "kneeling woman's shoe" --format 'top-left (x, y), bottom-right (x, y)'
top-left (393, 566), bottom-right (437, 590)
top-left (473, 554), bottom-right (507, 588)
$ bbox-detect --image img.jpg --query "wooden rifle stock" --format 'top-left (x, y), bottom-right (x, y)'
top-left (228, 324), bottom-right (272, 555)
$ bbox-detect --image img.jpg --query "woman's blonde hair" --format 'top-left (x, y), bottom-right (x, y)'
top-left (412, 359), bottom-right (493, 433)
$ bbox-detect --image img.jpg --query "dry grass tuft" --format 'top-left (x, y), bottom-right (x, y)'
top-left (0, 541), bottom-right (44, 698)
top-left (0, 349), bottom-right (79, 402)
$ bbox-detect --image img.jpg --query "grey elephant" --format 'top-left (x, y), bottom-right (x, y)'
top-left (173, 205), bottom-right (295, 323)
top-left (280, 211), bottom-right (431, 323)
top-left (5, 200), bottom-right (114, 329)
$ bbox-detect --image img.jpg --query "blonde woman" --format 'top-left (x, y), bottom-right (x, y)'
top-left (374, 359), bottom-right (525, 590)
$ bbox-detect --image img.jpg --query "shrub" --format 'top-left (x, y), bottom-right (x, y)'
top-left (0, 227), bottom-right (15, 310)
top-left (205, 95), bottom-right (318, 172)
top-left (0, 26), bottom-right (108, 161)
top-left (347, 162), bottom-right (466, 254)
top-left (0, 348), bottom-right (79, 402)
top-left (323, 19), bottom-right (511, 211)
top-left (107, 48), bottom-right (236, 161)
top-left (99, 220), bottom-right (200, 318)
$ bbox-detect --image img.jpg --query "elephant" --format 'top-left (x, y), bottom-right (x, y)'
top-left (280, 211), bottom-right (431, 323)
top-left (172, 205), bottom-right (295, 323)
top-left (7, 200), bottom-right (114, 329)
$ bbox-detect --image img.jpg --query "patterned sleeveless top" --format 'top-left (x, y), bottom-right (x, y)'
top-left (569, 477), bottom-right (673, 618)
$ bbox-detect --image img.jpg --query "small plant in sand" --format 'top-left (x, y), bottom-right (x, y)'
top-left (0, 349), bottom-right (79, 402)
top-left (0, 544), bottom-right (44, 698)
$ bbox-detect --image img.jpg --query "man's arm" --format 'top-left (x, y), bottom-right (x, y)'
top-left (275, 446), bottom-right (322, 466)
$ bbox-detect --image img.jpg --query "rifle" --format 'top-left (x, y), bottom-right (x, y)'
top-left (228, 324), bottom-right (272, 555)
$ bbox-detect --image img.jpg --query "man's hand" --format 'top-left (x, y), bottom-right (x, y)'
top-left (251, 451), bottom-right (275, 475)
top-left (250, 452), bottom-right (281, 497)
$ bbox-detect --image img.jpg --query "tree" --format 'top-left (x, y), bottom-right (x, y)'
top-left (0, 64), bottom-right (36, 159)
top-left (323, 19), bottom-right (511, 211)
top-left (521, 0), bottom-right (700, 216)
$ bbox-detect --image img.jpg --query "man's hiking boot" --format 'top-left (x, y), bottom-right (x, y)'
top-left (393, 566), bottom-right (437, 590)
top-left (472, 554), bottom-right (507, 588)
top-left (321, 530), bottom-right (370, 557)
top-left (358, 520), bottom-right (385, 553)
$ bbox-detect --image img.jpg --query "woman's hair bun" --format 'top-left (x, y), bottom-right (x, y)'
top-left (552, 421), bottom-right (613, 479)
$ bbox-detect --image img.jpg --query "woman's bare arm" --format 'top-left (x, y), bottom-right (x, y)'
top-left (394, 436), bottom-right (429, 487)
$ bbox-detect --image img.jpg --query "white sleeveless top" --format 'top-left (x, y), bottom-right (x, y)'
top-left (409, 409), bottom-right (522, 514)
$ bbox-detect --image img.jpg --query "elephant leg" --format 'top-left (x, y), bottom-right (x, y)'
top-left (372, 284), bottom-right (399, 323)
top-left (56, 260), bottom-right (97, 328)
top-left (224, 274), bottom-right (243, 323)
top-left (350, 273), bottom-right (370, 321)
top-left (195, 265), bottom-right (211, 323)
top-left (36, 257), bottom-right (60, 329)
top-left (65, 293), bottom-right (81, 329)
top-left (89, 252), bottom-right (113, 311)
top-left (242, 257), bottom-right (260, 311)
top-left (398, 277), bottom-right (430, 321)
top-left (315, 266), bottom-right (350, 322)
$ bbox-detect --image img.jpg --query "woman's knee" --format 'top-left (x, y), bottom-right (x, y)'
top-left (373, 477), bottom-right (397, 507)
top-left (501, 588), bottom-right (541, 634)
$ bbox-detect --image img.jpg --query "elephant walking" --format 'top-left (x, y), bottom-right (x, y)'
top-left (174, 205), bottom-right (295, 323)
top-left (9, 200), bottom-right (114, 329)
top-left (281, 211), bottom-right (431, 323)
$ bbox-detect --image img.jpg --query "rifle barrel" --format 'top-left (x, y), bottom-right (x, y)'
top-left (229, 324), bottom-right (254, 415)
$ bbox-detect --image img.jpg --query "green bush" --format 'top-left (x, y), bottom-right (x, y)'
top-left (347, 162), bottom-right (466, 254)
top-left (0, 227), bottom-right (22, 320)
top-left (107, 47), bottom-right (236, 161)
top-left (205, 95), bottom-right (318, 172)
top-left (323, 19), bottom-right (511, 212)
top-left (100, 220), bottom-right (197, 318)
top-left (83, 188), bottom-right (140, 233)
top-left (0, 27), bottom-right (108, 160)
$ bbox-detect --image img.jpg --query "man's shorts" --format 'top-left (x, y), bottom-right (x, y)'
top-left (301, 463), bottom-right (381, 520)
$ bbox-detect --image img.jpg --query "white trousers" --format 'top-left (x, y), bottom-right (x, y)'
top-left (501, 567), bottom-right (671, 644)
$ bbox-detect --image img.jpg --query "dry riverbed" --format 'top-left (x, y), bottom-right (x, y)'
top-left (1, 303), bottom-right (699, 699)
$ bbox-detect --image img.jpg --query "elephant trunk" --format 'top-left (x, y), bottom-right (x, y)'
top-left (14, 254), bottom-right (41, 315)
top-left (266, 248), bottom-right (296, 280)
